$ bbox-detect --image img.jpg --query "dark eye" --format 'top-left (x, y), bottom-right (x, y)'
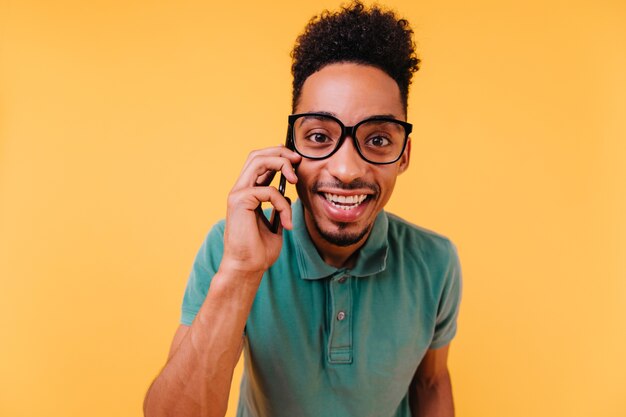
top-left (366, 136), bottom-right (391, 147)
top-left (306, 132), bottom-right (332, 144)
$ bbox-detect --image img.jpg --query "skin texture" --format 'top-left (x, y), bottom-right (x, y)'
top-left (410, 345), bottom-right (455, 416)
top-left (143, 63), bottom-right (454, 417)
top-left (294, 63), bottom-right (410, 267)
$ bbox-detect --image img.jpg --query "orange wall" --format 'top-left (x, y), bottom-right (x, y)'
top-left (1, 1), bottom-right (624, 416)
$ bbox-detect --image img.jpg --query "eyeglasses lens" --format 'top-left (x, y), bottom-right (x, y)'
top-left (292, 115), bottom-right (407, 164)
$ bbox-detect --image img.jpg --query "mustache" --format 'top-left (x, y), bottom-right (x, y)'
top-left (312, 180), bottom-right (380, 195)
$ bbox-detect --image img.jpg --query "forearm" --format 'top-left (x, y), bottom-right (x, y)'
top-left (144, 268), bottom-right (263, 417)
top-left (409, 370), bottom-right (454, 417)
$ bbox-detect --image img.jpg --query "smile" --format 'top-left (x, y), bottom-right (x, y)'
top-left (323, 193), bottom-right (368, 210)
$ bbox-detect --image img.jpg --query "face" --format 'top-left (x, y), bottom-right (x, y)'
top-left (294, 63), bottom-right (411, 252)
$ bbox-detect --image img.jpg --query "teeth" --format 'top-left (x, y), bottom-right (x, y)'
top-left (323, 193), bottom-right (368, 209)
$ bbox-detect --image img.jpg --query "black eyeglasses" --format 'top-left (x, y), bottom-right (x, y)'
top-left (287, 113), bottom-right (412, 165)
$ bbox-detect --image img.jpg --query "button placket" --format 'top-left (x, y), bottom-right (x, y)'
top-left (327, 274), bottom-right (353, 364)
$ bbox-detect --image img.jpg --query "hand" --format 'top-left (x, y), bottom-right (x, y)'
top-left (221, 145), bottom-right (301, 277)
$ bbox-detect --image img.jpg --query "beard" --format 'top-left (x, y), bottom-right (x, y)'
top-left (311, 218), bottom-right (372, 247)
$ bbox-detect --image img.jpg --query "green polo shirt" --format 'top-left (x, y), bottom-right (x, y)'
top-left (181, 200), bottom-right (462, 417)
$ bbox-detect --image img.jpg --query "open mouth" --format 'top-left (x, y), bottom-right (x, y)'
top-left (323, 193), bottom-right (369, 210)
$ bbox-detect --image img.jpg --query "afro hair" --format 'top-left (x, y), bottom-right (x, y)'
top-left (291, 1), bottom-right (420, 112)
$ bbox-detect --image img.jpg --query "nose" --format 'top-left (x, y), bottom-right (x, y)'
top-left (326, 136), bottom-right (367, 184)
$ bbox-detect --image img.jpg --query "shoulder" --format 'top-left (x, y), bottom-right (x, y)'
top-left (191, 219), bottom-right (228, 275)
top-left (207, 219), bottom-right (226, 238)
top-left (383, 213), bottom-right (462, 316)
top-left (199, 219), bottom-right (227, 250)
top-left (385, 212), bottom-right (457, 264)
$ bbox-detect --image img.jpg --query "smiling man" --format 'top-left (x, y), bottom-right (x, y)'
top-left (144, 2), bottom-right (462, 417)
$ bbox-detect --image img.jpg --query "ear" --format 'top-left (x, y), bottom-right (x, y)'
top-left (398, 137), bottom-right (411, 174)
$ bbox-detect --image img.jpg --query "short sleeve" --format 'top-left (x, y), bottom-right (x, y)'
top-left (180, 220), bottom-right (226, 326)
top-left (429, 241), bottom-right (463, 349)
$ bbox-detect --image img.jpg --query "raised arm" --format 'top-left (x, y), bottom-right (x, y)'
top-left (143, 146), bottom-right (301, 417)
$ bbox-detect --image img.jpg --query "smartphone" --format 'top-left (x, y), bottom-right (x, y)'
top-left (256, 127), bottom-right (294, 233)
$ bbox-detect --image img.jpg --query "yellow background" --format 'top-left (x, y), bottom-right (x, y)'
top-left (1, 0), bottom-right (625, 416)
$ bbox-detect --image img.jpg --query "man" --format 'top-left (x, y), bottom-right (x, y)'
top-left (144, 2), bottom-right (462, 417)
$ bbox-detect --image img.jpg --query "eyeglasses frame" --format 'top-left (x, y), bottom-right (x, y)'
top-left (287, 112), bottom-right (413, 165)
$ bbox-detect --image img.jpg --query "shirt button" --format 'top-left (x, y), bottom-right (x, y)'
top-left (338, 276), bottom-right (347, 284)
top-left (337, 311), bottom-right (346, 321)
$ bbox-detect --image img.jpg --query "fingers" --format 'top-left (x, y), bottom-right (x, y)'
top-left (227, 145), bottom-right (300, 235)
top-left (228, 186), bottom-right (294, 229)
top-left (238, 156), bottom-right (297, 188)
top-left (242, 145), bottom-right (300, 171)
top-left (255, 170), bottom-right (277, 187)
top-left (233, 146), bottom-right (301, 192)
top-left (279, 197), bottom-right (292, 230)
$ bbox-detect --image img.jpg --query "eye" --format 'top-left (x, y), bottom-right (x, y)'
top-left (306, 132), bottom-right (332, 144)
top-left (365, 135), bottom-right (391, 147)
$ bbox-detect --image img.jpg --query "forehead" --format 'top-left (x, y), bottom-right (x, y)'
top-left (295, 63), bottom-right (405, 124)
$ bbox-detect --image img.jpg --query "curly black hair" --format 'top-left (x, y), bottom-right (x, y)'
top-left (291, 1), bottom-right (420, 113)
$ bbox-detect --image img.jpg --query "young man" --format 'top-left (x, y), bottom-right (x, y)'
top-left (144, 2), bottom-right (462, 417)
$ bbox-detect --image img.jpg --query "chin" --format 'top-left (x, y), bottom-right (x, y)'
top-left (313, 220), bottom-right (372, 247)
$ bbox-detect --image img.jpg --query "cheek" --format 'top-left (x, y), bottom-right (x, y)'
top-left (295, 162), bottom-right (319, 186)
top-left (374, 168), bottom-right (400, 187)
top-left (373, 170), bottom-right (400, 202)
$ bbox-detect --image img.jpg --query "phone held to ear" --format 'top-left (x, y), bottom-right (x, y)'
top-left (256, 127), bottom-right (294, 233)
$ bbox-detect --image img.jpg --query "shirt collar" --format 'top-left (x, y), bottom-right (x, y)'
top-left (290, 199), bottom-right (389, 280)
